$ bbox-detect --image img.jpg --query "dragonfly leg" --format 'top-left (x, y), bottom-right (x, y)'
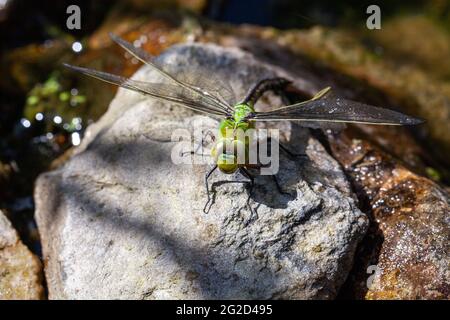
top-left (180, 142), bottom-right (204, 157)
top-left (242, 77), bottom-right (291, 105)
top-left (181, 130), bottom-right (215, 157)
top-left (203, 165), bottom-right (218, 214)
top-left (239, 167), bottom-right (254, 186)
top-left (204, 166), bottom-right (257, 214)
top-left (239, 167), bottom-right (258, 214)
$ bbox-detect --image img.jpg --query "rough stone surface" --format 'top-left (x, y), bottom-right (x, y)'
top-left (367, 169), bottom-right (450, 299)
top-left (35, 44), bottom-right (368, 299)
top-left (0, 210), bottom-right (44, 299)
top-left (329, 132), bottom-right (450, 299)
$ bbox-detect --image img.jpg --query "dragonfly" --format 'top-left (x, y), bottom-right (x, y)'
top-left (64, 33), bottom-right (424, 213)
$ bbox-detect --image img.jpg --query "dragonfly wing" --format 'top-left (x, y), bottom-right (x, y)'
top-left (109, 32), bottom-right (154, 63)
top-left (63, 64), bottom-right (229, 116)
top-left (109, 33), bottom-right (234, 111)
top-left (247, 97), bottom-right (424, 125)
top-left (173, 66), bottom-right (236, 106)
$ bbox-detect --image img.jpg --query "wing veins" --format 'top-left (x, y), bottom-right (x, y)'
top-left (247, 96), bottom-right (423, 125)
top-left (109, 33), bottom-right (233, 113)
top-left (63, 64), bottom-right (228, 116)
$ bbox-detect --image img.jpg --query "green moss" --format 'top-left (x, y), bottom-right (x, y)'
top-left (26, 95), bottom-right (39, 106)
top-left (71, 95), bottom-right (86, 104)
top-left (426, 167), bottom-right (441, 182)
top-left (59, 92), bottom-right (70, 102)
top-left (23, 72), bottom-right (89, 133)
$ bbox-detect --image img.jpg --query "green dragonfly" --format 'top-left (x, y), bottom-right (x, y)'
top-left (64, 34), bottom-right (424, 212)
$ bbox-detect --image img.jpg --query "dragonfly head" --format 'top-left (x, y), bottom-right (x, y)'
top-left (233, 103), bottom-right (254, 125)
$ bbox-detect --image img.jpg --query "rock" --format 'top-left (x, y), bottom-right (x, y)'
top-left (0, 210), bottom-right (44, 299)
top-left (35, 44), bottom-right (368, 299)
top-left (366, 169), bottom-right (449, 300)
top-left (370, 16), bottom-right (450, 80)
top-left (329, 132), bottom-right (450, 299)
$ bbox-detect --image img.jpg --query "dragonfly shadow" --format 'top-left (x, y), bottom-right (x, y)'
top-left (206, 173), bottom-right (298, 213)
top-left (248, 125), bottom-right (310, 210)
top-left (246, 172), bottom-right (296, 210)
top-left (202, 124), bottom-right (310, 212)
top-left (206, 179), bottom-right (252, 214)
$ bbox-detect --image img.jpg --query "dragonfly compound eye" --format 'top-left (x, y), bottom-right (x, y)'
top-left (217, 154), bottom-right (238, 174)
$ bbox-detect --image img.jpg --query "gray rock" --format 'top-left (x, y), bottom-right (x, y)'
top-left (0, 210), bottom-right (44, 299)
top-left (35, 44), bottom-right (368, 299)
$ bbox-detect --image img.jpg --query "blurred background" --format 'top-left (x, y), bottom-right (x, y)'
top-left (0, 0), bottom-right (449, 264)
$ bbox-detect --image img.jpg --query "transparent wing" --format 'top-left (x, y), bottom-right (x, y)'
top-left (63, 64), bottom-right (229, 116)
top-left (248, 96), bottom-right (424, 126)
top-left (174, 67), bottom-right (236, 107)
top-left (109, 33), bottom-right (235, 112)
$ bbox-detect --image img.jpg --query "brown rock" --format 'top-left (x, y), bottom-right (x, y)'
top-left (367, 168), bottom-right (449, 299)
top-left (370, 16), bottom-right (450, 80)
top-left (329, 131), bottom-right (449, 300)
top-left (0, 210), bottom-right (44, 300)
